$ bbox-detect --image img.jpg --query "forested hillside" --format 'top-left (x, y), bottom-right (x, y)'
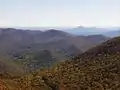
top-left (18, 36), bottom-right (120, 90)
top-left (1, 36), bottom-right (119, 90)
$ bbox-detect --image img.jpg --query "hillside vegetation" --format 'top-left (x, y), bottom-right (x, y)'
top-left (0, 28), bottom-right (114, 90)
top-left (0, 28), bottom-right (109, 73)
top-left (16, 36), bottom-right (120, 90)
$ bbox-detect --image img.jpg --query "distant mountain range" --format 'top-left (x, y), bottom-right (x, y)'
top-left (0, 28), bottom-right (109, 72)
top-left (65, 26), bottom-right (120, 37)
top-left (9, 26), bottom-right (120, 37)
top-left (103, 30), bottom-right (120, 37)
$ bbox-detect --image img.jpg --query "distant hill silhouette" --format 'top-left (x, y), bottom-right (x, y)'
top-left (65, 26), bottom-right (120, 37)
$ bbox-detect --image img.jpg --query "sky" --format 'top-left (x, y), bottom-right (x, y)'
top-left (0, 0), bottom-right (120, 27)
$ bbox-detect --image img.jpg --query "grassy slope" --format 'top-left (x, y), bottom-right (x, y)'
top-left (0, 56), bottom-right (24, 75)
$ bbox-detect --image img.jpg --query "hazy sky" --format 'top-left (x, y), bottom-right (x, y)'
top-left (0, 0), bottom-right (120, 27)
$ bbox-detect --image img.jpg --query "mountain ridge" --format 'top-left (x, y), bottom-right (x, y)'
top-left (0, 28), bottom-right (109, 76)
